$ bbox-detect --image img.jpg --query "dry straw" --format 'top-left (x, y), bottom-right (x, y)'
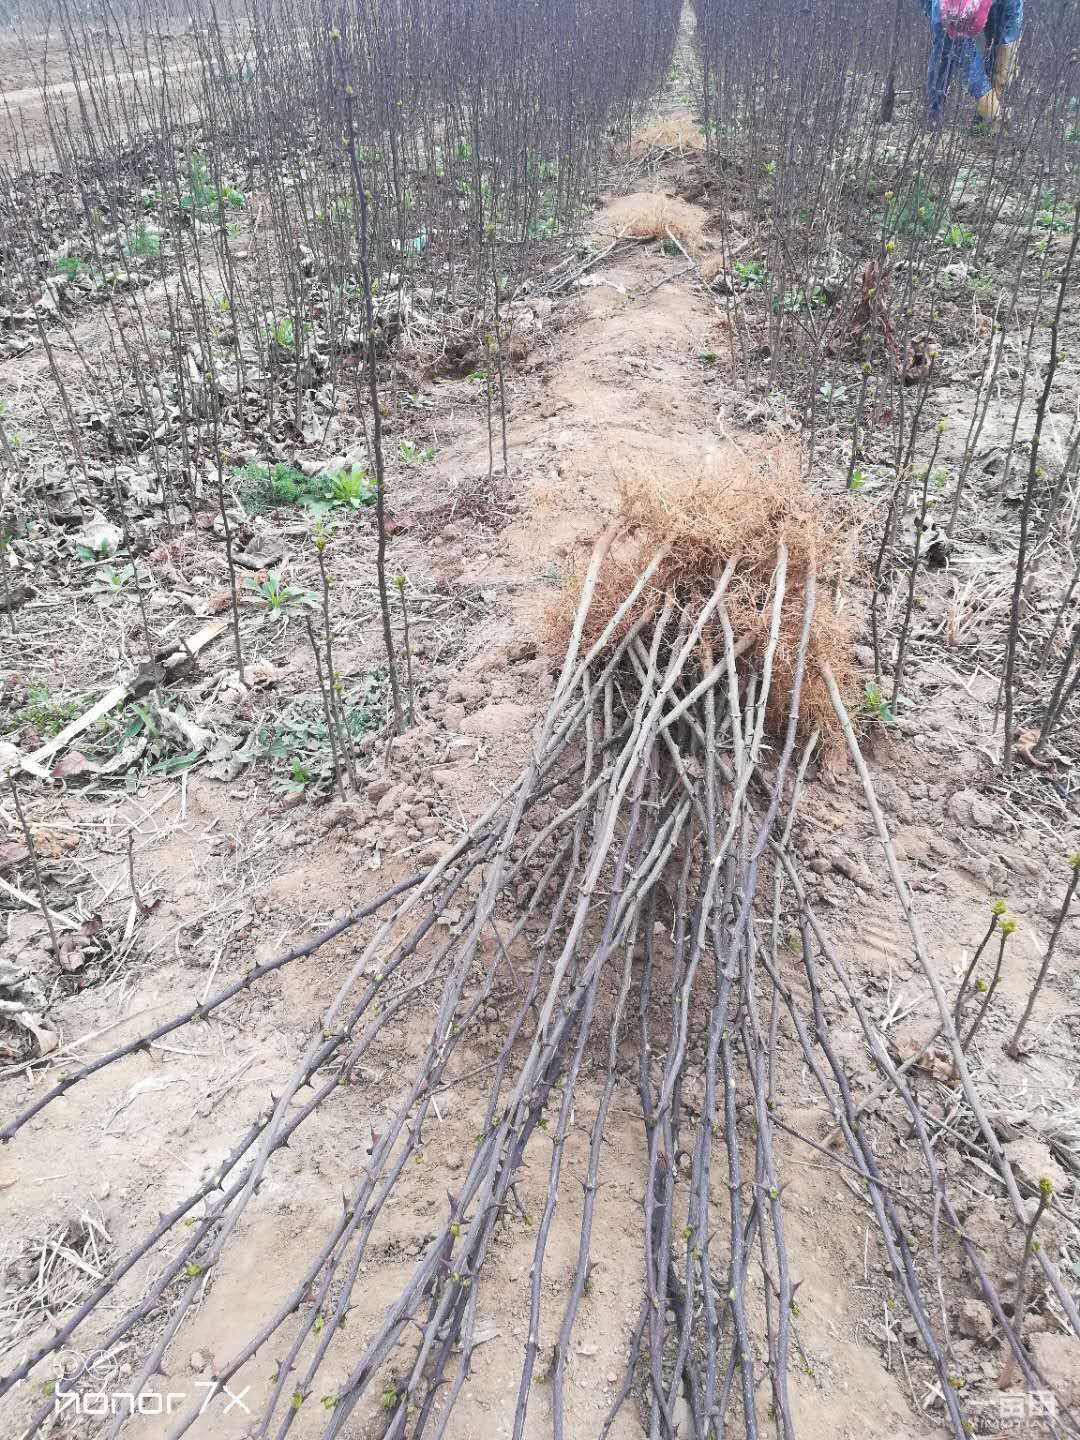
top-left (545, 441), bottom-right (857, 742)
top-left (602, 193), bottom-right (707, 253)
top-left (629, 112), bottom-right (707, 156)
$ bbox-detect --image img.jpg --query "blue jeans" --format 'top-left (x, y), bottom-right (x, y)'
top-left (920, 0), bottom-right (1023, 120)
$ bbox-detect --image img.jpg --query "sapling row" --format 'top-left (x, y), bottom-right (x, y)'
top-left (691, 0), bottom-right (1080, 772)
top-left (0, 0), bottom-right (682, 751)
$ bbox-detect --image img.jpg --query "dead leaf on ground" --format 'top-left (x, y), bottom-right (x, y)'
top-left (31, 829), bottom-right (79, 859)
top-left (1014, 727), bottom-right (1052, 770)
top-left (247, 661), bottom-right (289, 688)
top-left (53, 751), bottom-right (93, 779)
top-left (894, 1037), bottom-right (956, 1083)
top-left (58, 916), bottom-right (105, 977)
top-left (0, 842), bottom-right (29, 871)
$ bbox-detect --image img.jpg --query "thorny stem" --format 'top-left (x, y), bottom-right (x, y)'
top-left (891, 427), bottom-right (941, 706)
top-left (305, 612), bottom-right (345, 800)
top-left (1007, 859), bottom-right (1080, 1058)
top-left (953, 906), bottom-right (1002, 1033)
top-left (334, 31), bottom-right (404, 736)
top-left (1002, 206), bottom-right (1080, 775)
top-left (999, 1179), bottom-right (1053, 1391)
top-left (395, 574), bottom-right (416, 729)
top-left (6, 773), bottom-right (59, 963)
top-left (215, 473), bottom-right (246, 688)
top-left (961, 922), bottom-right (1013, 1053)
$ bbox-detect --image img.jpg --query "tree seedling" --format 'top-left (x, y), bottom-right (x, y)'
top-left (961, 914), bottom-right (1016, 1052)
top-left (1007, 853), bottom-right (1080, 1058)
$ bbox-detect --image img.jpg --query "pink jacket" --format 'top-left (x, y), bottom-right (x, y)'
top-left (939, 0), bottom-right (994, 36)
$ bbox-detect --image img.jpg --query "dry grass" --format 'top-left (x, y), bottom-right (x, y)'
top-left (544, 441), bottom-right (858, 744)
top-left (1, 1213), bottom-right (112, 1354)
top-left (699, 252), bottom-right (729, 284)
top-left (630, 112), bottom-right (707, 156)
top-left (602, 192), bottom-right (707, 255)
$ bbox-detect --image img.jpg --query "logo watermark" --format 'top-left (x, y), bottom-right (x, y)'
top-left (974, 1391), bottom-right (1059, 1429)
top-left (48, 1350), bottom-right (251, 1420)
top-left (924, 1382), bottom-right (1058, 1432)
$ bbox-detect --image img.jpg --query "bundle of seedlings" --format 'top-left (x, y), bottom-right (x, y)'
top-left (3, 451), bottom-right (1075, 1440)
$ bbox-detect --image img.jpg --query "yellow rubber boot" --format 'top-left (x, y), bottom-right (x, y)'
top-left (993, 41), bottom-right (1017, 100)
top-left (975, 88), bottom-right (1001, 127)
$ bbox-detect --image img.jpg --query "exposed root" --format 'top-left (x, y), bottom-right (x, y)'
top-left (545, 441), bottom-right (859, 745)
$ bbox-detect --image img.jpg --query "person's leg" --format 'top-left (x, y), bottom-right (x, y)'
top-left (990, 0), bottom-right (1022, 101)
top-left (924, 0), bottom-right (965, 121)
top-left (958, 0), bottom-right (999, 123)
top-left (982, 0), bottom-right (1005, 93)
top-left (965, 28), bottom-right (993, 104)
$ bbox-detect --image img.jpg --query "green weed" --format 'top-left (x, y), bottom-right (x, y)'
top-left (319, 466), bottom-right (376, 513)
top-left (236, 461), bottom-right (375, 517)
top-left (243, 570), bottom-right (317, 613)
top-left (944, 222), bottom-right (975, 249)
top-left (848, 468), bottom-right (884, 497)
top-left (886, 178), bottom-right (947, 238)
top-left (734, 259), bottom-right (765, 288)
top-left (3, 687), bottom-right (82, 739)
top-left (267, 318), bottom-right (296, 348)
top-left (89, 563), bottom-right (136, 605)
top-left (124, 223), bottom-right (161, 258)
top-left (51, 255), bottom-right (85, 280)
top-left (398, 440), bottom-right (436, 464)
top-left (1035, 197), bottom-right (1072, 233)
top-left (180, 151), bottom-right (246, 217)
top-left (237, 461), bottom-right (308, 513)
top-left (255, 674), bottom-right (387, 793)
top-left (771, 286), bottom-right (827, 315)
top-left (861, 683), bottom-right (895, 725)
top-left (117, 702), bottom-right (203, 779)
